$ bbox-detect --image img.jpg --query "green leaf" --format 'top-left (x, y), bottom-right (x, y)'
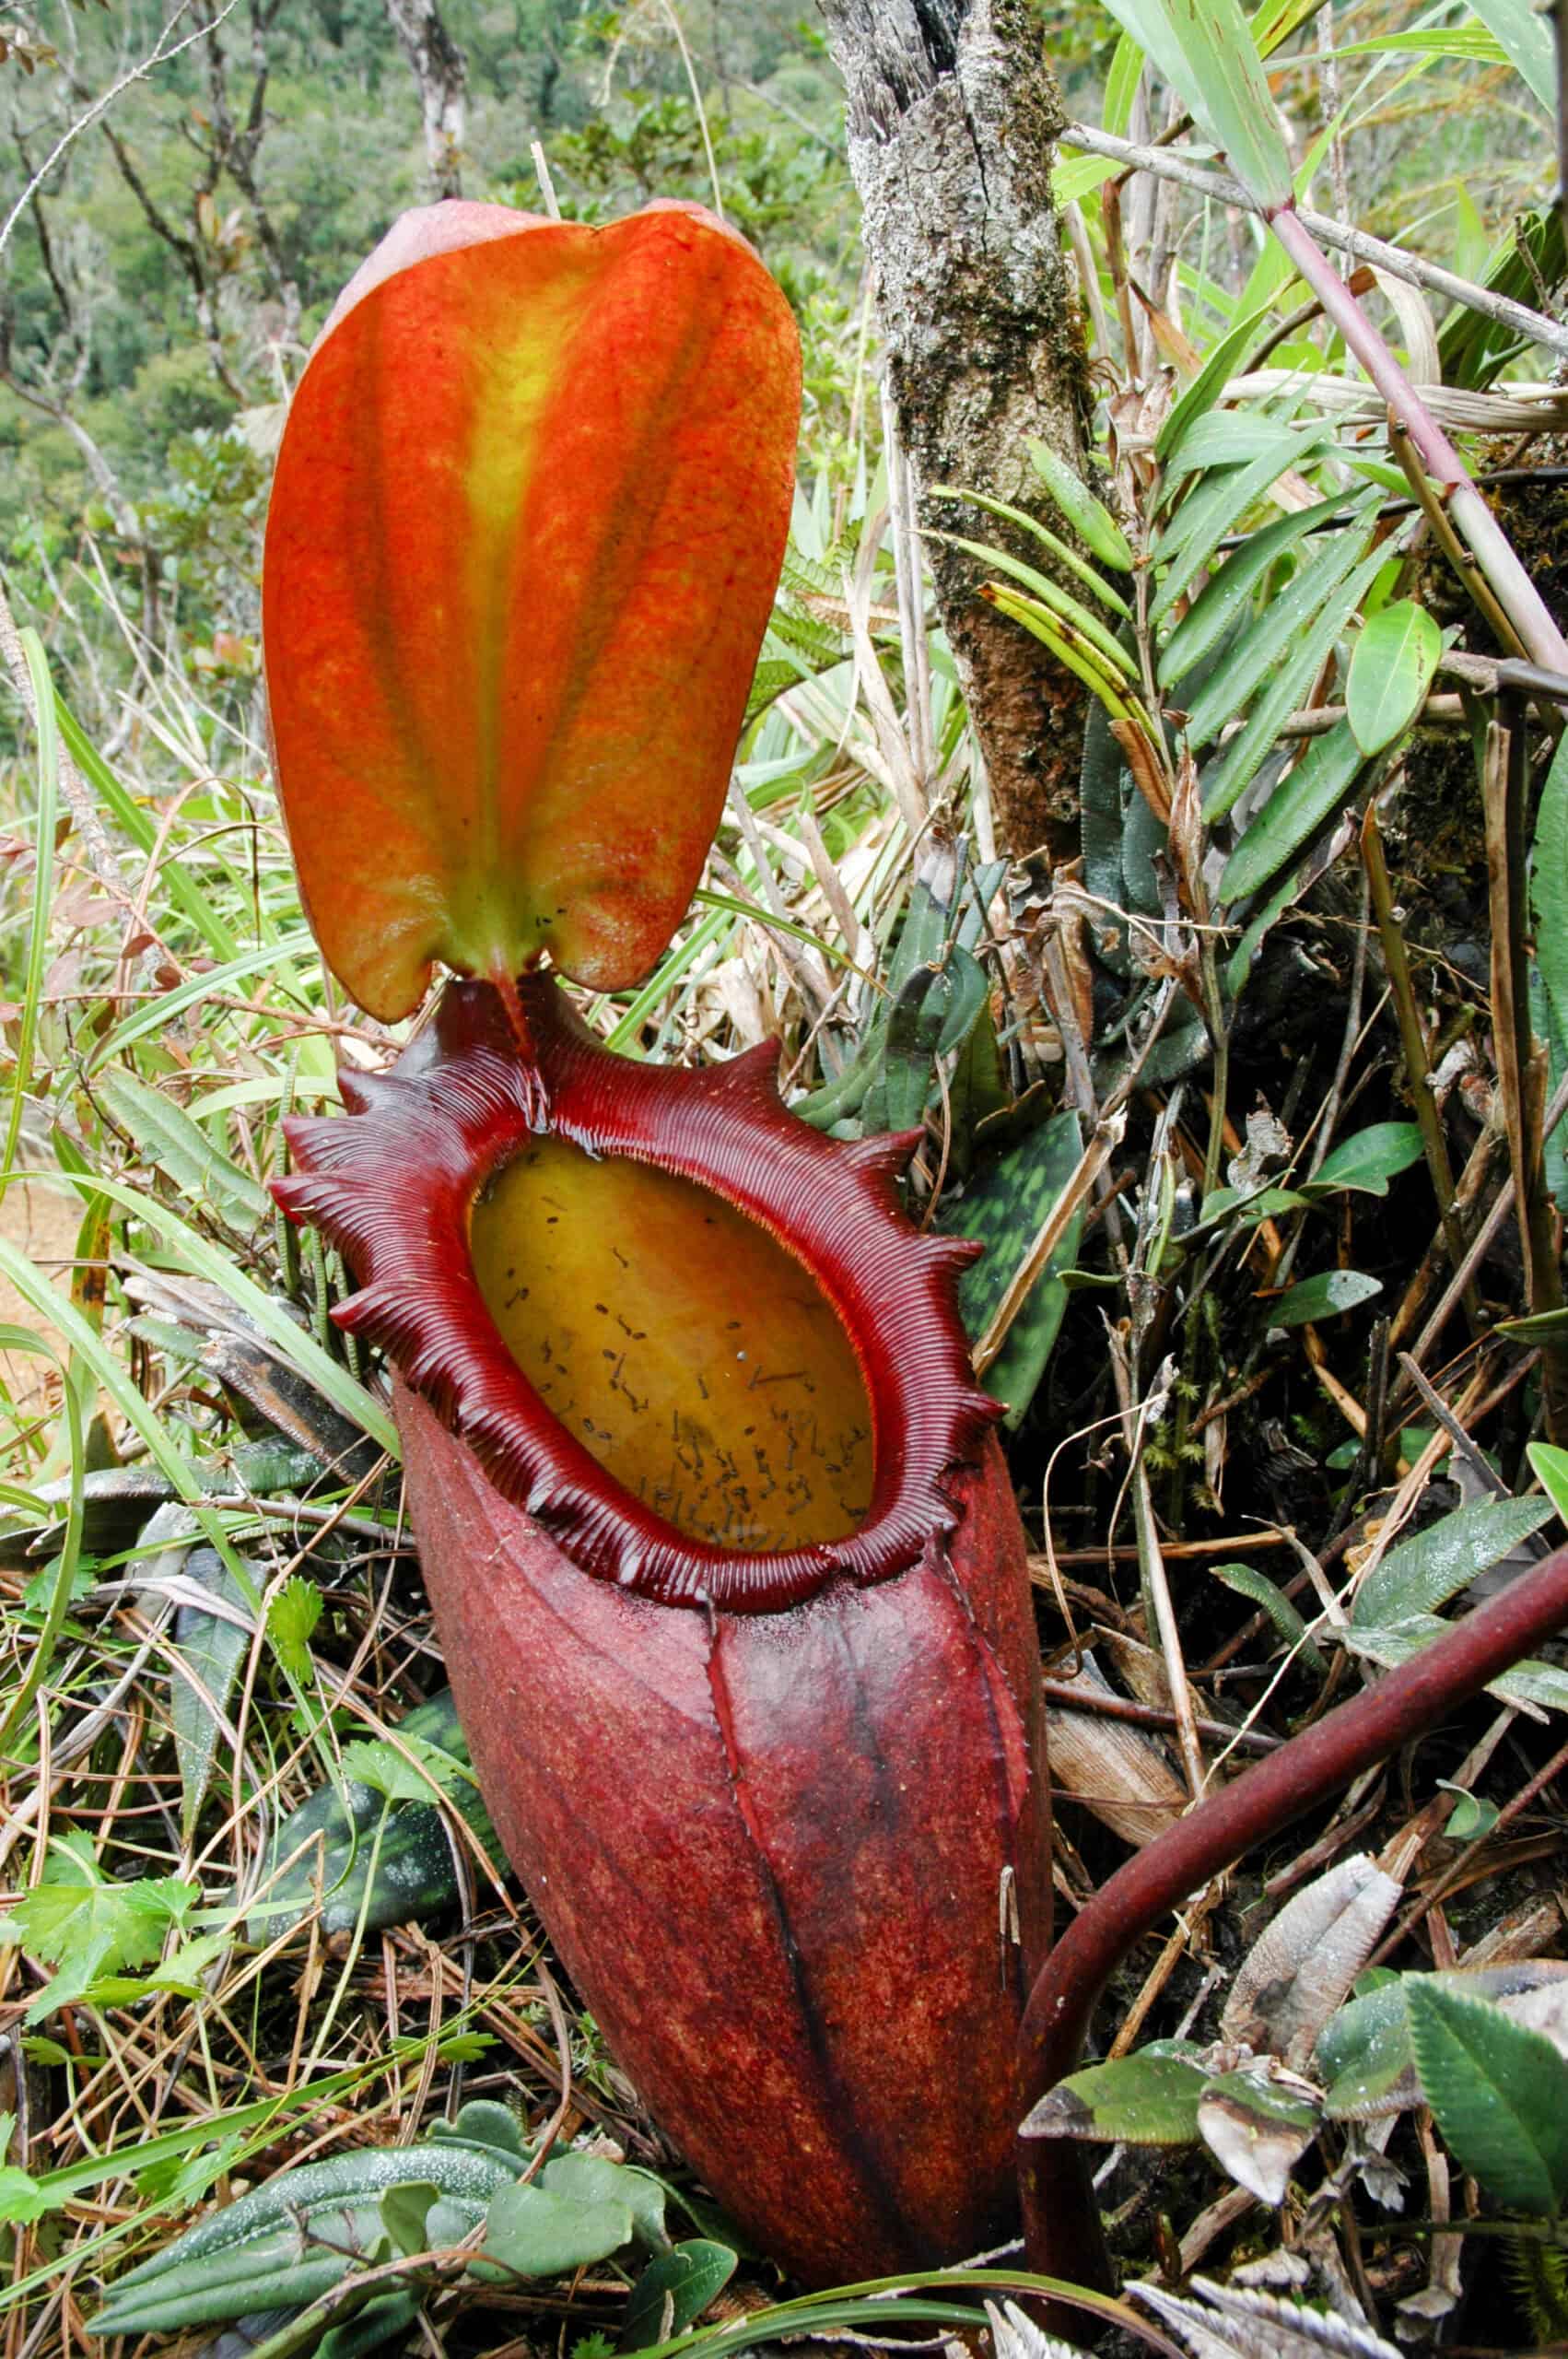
top-left (379, 2178), bottom-right (442, 2257)
top-left (1346, 1614), bottom-right (1568, 1714)
top-left (1316, 1978), bottom-right (1417, 2118)
top-left (934, 530), bottom-right (1137, 679)
top-left (1351, 1496), bottom-right (1555, 1628)
top-left (1183, 518), bottom-right (1379, 747)
top-left (1463, 0), bottom-right (1555, 103)
top-left (1158, 496), bottom-right (1358, 688)
top-left (1532, 725), bottom-right (1568, 1049)
top-left (0, 2165), bottom-right (56, 2226)
top-left (4, 1838), bottom-right (197, 2023)
top-left (1345, 601), bottom-right (1442, 754)
top-left (1302, 1122), bottom-right (1425, 1198)
top-left (266, 1577), bottom-right (322, 1681)
top-left (1437, 1783), bottom-right (1501, 1840)
top-left (97, 1069), bottom-right (272, 1230)
top-left (1201, 538), bottom-right (1395, 818)
top-left (1020, 2048), bottom-right (1207, 2145)
top-left (336, 1735), bottom-right (472, 1809)
top-left (1211, 1561), bottom-right (1326, 1674)
top-left (944, 1112), bottom-right (1085, 1428)
top-left (1528, 1441), bottom-right (1568, 1530)
top-left (1270, 1269), bottom-right (1382, 1327)
top-left (1025, 438), bottom-right (1135, 569)
top-left (1155, 303), bottom-right (1282, 463)
top-left (1220, 719), bottom-right (1368, 904)
top-left (1098, 0), bottom-right (1293, 208)
top-left (1151, 428), bottom-right (1334, 625)
top-left (930, 487), bottom-right (1133, 616)
top-left (1408, 1979), bottom-right (1568, 2212)
top-left (544, 2153), bottom-right (668, 2250)
top-left (170, 1545), bottom-right (255, 1840)
top-left (480, 2180), bottom-right (635, 2278)
top-left (622, 2241), bottom-right (738, 2349)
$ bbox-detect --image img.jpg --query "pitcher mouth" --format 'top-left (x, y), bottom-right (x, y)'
top-left (274, 976), bottom-right (1004, 1613)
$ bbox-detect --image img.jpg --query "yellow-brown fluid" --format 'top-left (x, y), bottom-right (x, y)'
top-left (470, 1134), bottom-right (874, 1551)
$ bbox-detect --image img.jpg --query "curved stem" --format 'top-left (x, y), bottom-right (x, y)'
top-left (1267, 205), bottom-right (1568, 672)
top-left (1016, 1539), bottom-right (1568, 2283)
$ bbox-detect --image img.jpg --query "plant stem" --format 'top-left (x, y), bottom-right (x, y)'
top-left (1016, 1537), bottom-right (1568, 2288)
top-left (1268, 206), bottom-right (1568, 672)
top-left (1359, 804), bottom-right (1479, 1329)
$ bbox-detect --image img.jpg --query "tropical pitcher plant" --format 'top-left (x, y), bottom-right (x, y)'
top-left (264, 197), bottom-right (1568, 2298)
top-left (265, 198), bottom-right (1048, 2287)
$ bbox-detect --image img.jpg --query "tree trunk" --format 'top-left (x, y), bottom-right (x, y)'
top-left (818, 0), bottom-right (1094, 858)
top-left (384, 0), bottom-right (468, 199)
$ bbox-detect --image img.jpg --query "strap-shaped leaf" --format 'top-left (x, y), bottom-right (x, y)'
top-left (1158, 495), bottom-right (1360, 688)
top-left (263, 201), bottom-right (800, 1020)
top-left (1184, 519), bottom-right (1377, 747)
top-left (1351, 1495), bottom-right (1555, 1628)
top-left (1219, 718), bottom-right (1367, 904)
top-left (1200, 538), bottom-right (1393, 818)
top-left (1150, 428), bottom-right (1332, 622)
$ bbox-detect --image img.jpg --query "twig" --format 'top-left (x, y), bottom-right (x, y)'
top-left (1059, 123), bottom-right (1568, 366)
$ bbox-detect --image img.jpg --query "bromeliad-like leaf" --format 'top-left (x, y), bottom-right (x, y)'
top-left (263, 201), bottom-right (801, 1021)
top-left (1182, 520), bottom-right (1379, 747)
top-left (1219, 719), bottom-right (1367, 905)
top-left (1407, 1979), bottom-right (1568, 2213)
top-left (1351, 1495), bottom-right (1555, 1628)
top-left (1024, 439), bottom-right (1136, 570)
top-left (1344, 601), bottom-right (1442, 754)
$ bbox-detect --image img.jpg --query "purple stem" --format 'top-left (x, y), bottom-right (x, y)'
top-left (1016, 1538), bottom-right (1568, 2284)
top-left (1268, 205), bottom-right (1568, 672)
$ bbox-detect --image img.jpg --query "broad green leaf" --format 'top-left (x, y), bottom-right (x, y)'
top-left (1345, 601), bottom-right (1442, 755)
top-left (1211, 1561), bottom-right (1326, 1674)
top-left (1408, 1980), bottom-right (1568, 2212)
top-left (1347, 1613), bottom-right (1568, 1714)
top-left (1202, 539), bottom-right (1394, 818)
top-left (1302, 1122), bottom-right (1425, 1198)
top-left (1159, 496), bottom-right (1358, 687)
top-left (543, 2152), bottom-right (668, 2250)
top-left (1104, 29), bottom-right (1145, 133)
top-left (1317, 1979), bottom-right (1417, 2118)
top-left (1351, 1496), bottom-right (1554, 1628)
top-left (1528, 1440), bottom-right (1568, 1529)
top-left (1020, 2047), bottom-right (1207, 2145)
top-left (1463, 0), bottom-right (1555, 104)
top-left (1024, 438), bottom-right (1135, 569)
top-left (1270, 1269), bottom-right (1381, 1327)
top-left (480, 2179), bottom-right (634, 2277)
top-left (1220, 719), bottom-right (1367, 904)
top-left (96, 1070), bottom-right (272, 1229)
top-left (1155, 301), bottom-right (1278, 462)
top-left (623, 2241), bottom-right (738, 2348)
top-left (1184, 520), bottom-right (1378, 747)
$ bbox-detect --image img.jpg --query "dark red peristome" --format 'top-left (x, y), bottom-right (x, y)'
top-left (275, 976), bottom-right (1002, 1614)
top-left (275, 976), bottom-right (1050, 2283)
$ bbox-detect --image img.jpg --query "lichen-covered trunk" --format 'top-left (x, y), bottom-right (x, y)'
top-left (819, 0), bottom-right (1094, 858)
